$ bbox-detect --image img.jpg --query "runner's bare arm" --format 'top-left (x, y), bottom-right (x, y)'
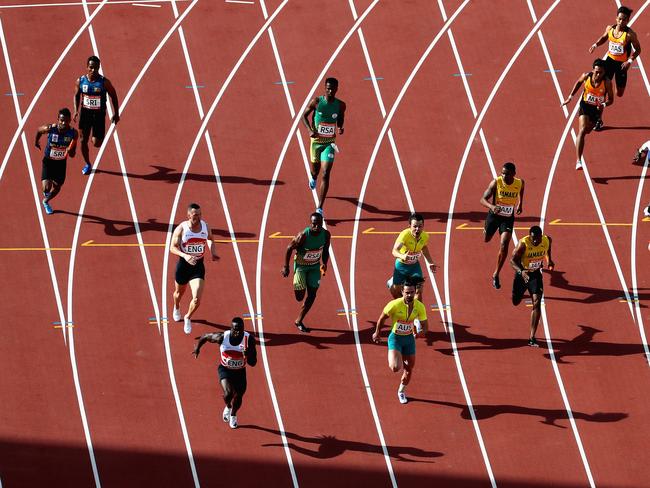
top-left (282, 231), bottom-right (306, 276)
top-left (104, 78), bottom-right (120, 123)
top-left (170, 224), bottom-right (193, 264)
top-left (73, 78), bottom-right (81, 121)
top-left (561, 73), bottom-right (588, 106)
top-left (67, 130), bottom-right (79, 158)
top-left (206, 224), bottom-right (219, 261)
top-left (391, 236), bottom-right (408, 260)
top-left (193, 332), bottom-right (223, 357)
top-left (516, 179), bottom-right (525, 214)
top-left (604, 79), bottom-right (614, 107)
top-left (421, 245), bottom-right (437, 272)
top-left (622, 29), bottom-right (641, 71)
top-left (589, 26), bottom-right (611, 52)
top-left (510, 241), bottom-right (526, 274)
top-left (301, 98), bottom-right (319, 136)
top-left (34, 124), bottom-right (50, 150)
top-left (337, 101), bottom-right (346, 135)
top-left (372, 312), bottom-right (390, 343)
top-left (479, 179), bottom-right (497, 212)
top-left (245, 336), bottom-right (258, 367)
top-left (321, 230), bottom-right (331, 273)
top-left (546, 236), bottom-right (555, 270)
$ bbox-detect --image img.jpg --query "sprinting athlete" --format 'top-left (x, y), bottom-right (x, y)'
top-left (302, 77), bottom-right (346, 217)
top-left (170, 203), bottom-right (219, 334)
top-left (480, 162), bottom-right (524, 289)
top-left (282, 212), bottom-right (331, 333)
top-left (561, 59), bottom-right (613, 170)
top-left (588, 5), bottom-right (641, 130)
top-left (73, 55), bottom-right (120, 175)
top-left (34, 108), bottom-right (79, 215)
top-left (388, 213), bottom-right (437, 301)
top-left (193, 317), bottom-right (258, 429)
top-left (510, 225), bottom-right (554, 347)
top-left (373, 281), bottom-right (428, 404)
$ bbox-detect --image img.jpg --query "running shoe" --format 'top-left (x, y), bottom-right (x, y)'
top-left (492, 275), bottom-right (501, 289)
top-left (386, 276), bottom-right (393, 289)
top-left (172, 307), bottom-right (182, 322)
top-left (229, 415), bottom-right (238, 429)
top-left (575, 160), bottom-right (583, 170)
top-left (594, 119), bottom-right (604, 131)
top-left (644, 206), bottom-right (650, 218)
top-left (183, 317), bottom-right (192, 334)
top-left (295, 322), bottom-right (311, 333)
top-left (527, 338), bottom-right (540, 348)
top-left (42, 200), bottom-right (53, 215)
top-left (414, 319), bottom-right (422, 334)
top-left (81, 162), bottom-right (92, 175)
top-left (43, 191), bottom-right (51, 199)
top-left (309, 178), bottom-right (316, 190)
top-left (316, 207), bottom-right (323, 216)
top-left (222, 406), bottom-right (231, 423)
top-left (397, 390), bottom-right (408, 404)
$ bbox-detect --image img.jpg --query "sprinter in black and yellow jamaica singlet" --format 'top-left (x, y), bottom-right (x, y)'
top-left (302, 78), bottom-right (346, 217)
top-left (282, 213), bottom-right (331, 333)
top-left (510, 226), bottom-right (554, 348)
top-left (480, 162), bottom-right (524, 290)
top-left (561, 59), bottom-right (613, 170)
top-left (588, 5), bottom-right (641, 130)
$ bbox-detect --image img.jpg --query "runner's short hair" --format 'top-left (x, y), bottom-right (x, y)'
top-left (618, 6), bottom-right (632, 17)
top-left (232, 317), bottom-right (244, 328)
top-left (409, 212), bottom-right (424, 224)
top-left (310, 212), bottom-right (323, 222)
top-left (188, 203), bottom-right (201, 211)
top-left (503, 162), bottom-right (516, 173)
top-left (325, 77), bottom-right (339, 87)
top-left (529, 225), bottom-right (543, 237)
top-left (403, 277), bottom-right (424, 288)
top-left (59, 108), bottom-right (71, 119)
top-left (593, 58), bottom-right (607, 69)
top-left (87, 55), bottom-right (100, 66)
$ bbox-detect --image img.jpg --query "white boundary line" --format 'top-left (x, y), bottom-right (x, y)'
top-left (0, 0), bottom-right (184, 9)
top-left (64, 1), bottom-right (200, 485)
top-left (0, 17), bottom-right (101, 488)
top-left (0, 0), bottom-right (109, 183)
top-left (158, 2), bottom-right (296, 486)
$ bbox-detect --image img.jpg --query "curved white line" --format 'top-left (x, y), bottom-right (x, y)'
top-left (0, 18), bottom-right (102, 488)
top-left (0, 0), bottom-right (109, 183)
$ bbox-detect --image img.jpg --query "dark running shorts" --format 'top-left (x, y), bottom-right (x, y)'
top-left (578, 100), bottom-right (601, 124)
top-left (218, 364), bottom-right (247, 394)
top-left (512, 269), bottom-right (544, 302)
top-left (79, 108), bottom-right (106, 141)
top-left (41, 157), bottom-right (67, 185)
top-left (484, 210), bottom-right (515, 239)
top-left (604, 56), bottom-right (628, 89)
top-left (175, 257), bottom-right (205, 285)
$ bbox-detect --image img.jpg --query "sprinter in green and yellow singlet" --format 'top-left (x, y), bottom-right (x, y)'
top-left (282, 212), bottom-right (331, 333)
top-left (302, 77), bottom-right (346, 216)
top-left (510, 225), bottom-right (554, 347)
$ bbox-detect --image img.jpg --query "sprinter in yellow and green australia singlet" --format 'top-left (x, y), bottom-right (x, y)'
top-left (510, 226), bottom-right (554, 347)
top-left (302, 78), bottom-right (346, 217)
top-left (480, 162), bottom-right (525, 290)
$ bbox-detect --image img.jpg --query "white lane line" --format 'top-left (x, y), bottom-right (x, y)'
top-left (0, 17), bottom-right (101, 488)
top-left (0, 0), bottom-right (183, 8)
top-left (345, 2), bottom-right (473, 486)
top-left (0, 0), bottom-right (109, 184)
top-left (63, 2), bottom-right (200, 485)
top-left (439, 2), bottom-right (562, 486)
top-left (158, 2), bottom-right (293, 486)
top-left (225, 0), bottom-right (254, 4)
top-left (132, 2), bottom-right (161, 7)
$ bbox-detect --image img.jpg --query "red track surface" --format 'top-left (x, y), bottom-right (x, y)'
top-left (1, 0), bottom-right (649, 487)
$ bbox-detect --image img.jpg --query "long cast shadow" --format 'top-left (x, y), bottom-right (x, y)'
top-left (95, 165), bottom-right (284, 186)
top-left (546, 270), bottom-right (649, 306)
top-left (592, 174), bottom-right (650, 184)
top-left (409, 398), bottom-right (627, 428)
top-left (244, 425), bottom-right (443, 462)
top-left (546, 325), bottom-right (648, 363)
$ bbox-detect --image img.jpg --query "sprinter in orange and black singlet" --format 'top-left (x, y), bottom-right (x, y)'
top-left (588, 5), bottom-right (641, 129)
top-left (561, 59), bottom-right (613, 170)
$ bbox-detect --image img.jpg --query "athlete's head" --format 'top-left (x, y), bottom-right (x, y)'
top-left (529, 225), bottom-right (543, 246)
top-left (231, 317), bottom-right (245, 338)
top-left (617, 6), bottom-right (632, 27)
top-left (325, 77), bottom-right (338, 98)
top-left (86, 56), bottom-right (100, 78)
top-left (309, 212), bottom-right (324, 232)
top-left (187, 203), bottom-right (201, 224)
top-left (408, 213), bottom-right (425, 238)
top-left (501, 162), bottom-right (516, 182)
top-left (592, 58), bottom-right (607, 82)
top-left (402, 280), bottom-right (419, 303)
top-left (57, 108), bottom-right (72, 130)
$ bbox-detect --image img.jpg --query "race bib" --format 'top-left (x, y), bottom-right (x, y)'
top-left (585, 93), bottom-right (604, 106)
top-left (186, 243), bottom-right (204, 255)
top-left (317, 122), bottom-right (336, 137)
top-left (497, 204), bottom-right (514, 216)
top-left (404, 251), bottom-right (421, 264)
top-left (528, 259), bottom-right (544, 270)
top-left (303, 250), bottom-right (322, 263)
top-left (608, 40), bottom-right (625, 55)
top-left (82, 95), bottom-right (101, 109)
top-left (395, 322), bottom-right (413, 334)
top-left (49, 147), bottom-right (66, 160)
top-left (226, 358), bottom-right (245, 369)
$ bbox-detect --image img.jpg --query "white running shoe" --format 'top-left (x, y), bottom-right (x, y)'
top-left (229, 415), bottom-right (238, 429)
top-left (398, 390), bottom-right (408, 404)
top-left (644, 206), bottom-right (650, 218)
top-left (222, 406), bottom-right (231, 423)
top-left (575, 160), bottom-right (583, 170)
top-left (386, 276), bottom-right (393, 289)
top-left (183, 317), bottom-right (192, 334)
top-left (414, 319), bottom-right (422, 334)
top-left (173, 307), bottom-right (182, 322)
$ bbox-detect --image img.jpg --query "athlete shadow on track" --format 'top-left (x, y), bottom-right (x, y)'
top-left (324, 197), bottom-right (541, 226)
top-left (408, 398), bottom-right (627, 429)
top-left (196, 320), bottom-right (358, 349)
top-left (243, 425), bottom-right (442, 462)
top-left (545, 325), bottom-right (648, 364)
top-left (544, 270), bottom-right (650, 306)
top-left (597, 125), bottom-right (650, 131)
top-left (434, 323), bottom-right (530, 354)
top-left (95, 165), bottom-right (284, 186)
top-left (56, 210), bottom-right (256, 239)
top-left (592, 173), bottom-right (650, 184)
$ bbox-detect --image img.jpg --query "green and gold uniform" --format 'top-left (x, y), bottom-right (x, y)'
top-left (310, 96), bottom-right (341, 163)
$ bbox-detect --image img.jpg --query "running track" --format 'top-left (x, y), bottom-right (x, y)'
top-left (0, 0), bottom-right (649, 486)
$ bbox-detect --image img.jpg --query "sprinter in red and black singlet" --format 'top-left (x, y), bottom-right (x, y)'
top-left (170, 203), bottom-right (219, 334)
top-left (561, 59), bottom-right (613, 170)
top-left (73, 55), bottom-right (120, 175)
top-left (34, 108), bottom-right (79, 215)
top-left (193, 317), bottom-right (258, 429)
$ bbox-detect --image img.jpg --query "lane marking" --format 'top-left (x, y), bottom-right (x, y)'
top-left (132, 2), bottom-right (161, 6)
top-left (225, 0), bottom-right (254, 3)
top-left (0, 0), bottom-right (184, 7)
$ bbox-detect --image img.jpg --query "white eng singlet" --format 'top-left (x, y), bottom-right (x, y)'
top-left (220, 331), bottom-right (249, 369)
top-left (180, 220), bottom-right (208, 258)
